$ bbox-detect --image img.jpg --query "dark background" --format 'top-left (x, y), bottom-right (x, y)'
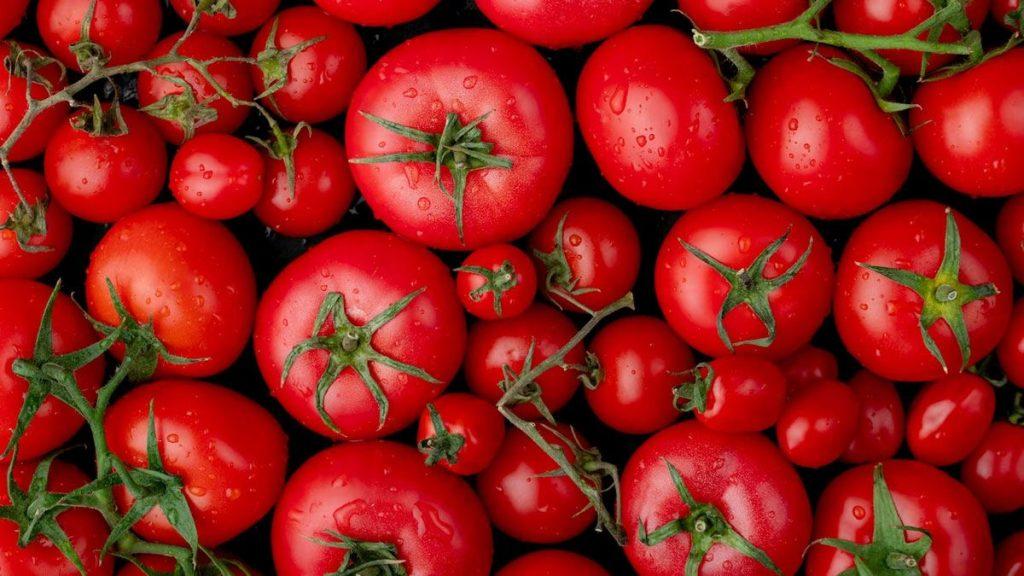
top-left (8, 0), bottom-right (1022, 573)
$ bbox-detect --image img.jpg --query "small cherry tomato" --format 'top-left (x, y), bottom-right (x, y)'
top-left (994, 532), bottom-right (1024, 576)
top-left (456, 243), bottom-right (537, 320)
top-left (416, 392), bottom-right (506, 476)
top-left (476, 0), bottom-right (652, 48)
top-left (36, 0), bottom-right (161, 72)
top-left (776, 379), bottom-right (860, 468)
top-left (907, 373), bottom-right (995, 466)
top-left (676, 0), bottom-right (809, 54)
top-left (311, 0), bottom-right (440, 26)
top-left (497, 550), bottom-right (610, 576)
top-left (960, 421), bottom-right (1024, 513)
top-left (778, 345), bottom-right (838, 396)
top-left (997, 193), bottom-right (1024, 285)
top-left (841, 370), bottom-right (904, 464)
top-left (169, 0), bottom-right (279, 35)
top-left (170, 133), bottom-right (265, 220)
top-left (0, 42), bottom-right (68, 162)
top-left (999, 299), bottom-right (1024, 389)
top-left (0, 169), bottom-right (71, 279)
top-left (678, 355), bottom-right (787, 433)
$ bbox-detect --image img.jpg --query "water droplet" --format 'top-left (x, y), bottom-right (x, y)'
top-left (417, 197), bottom-right (431, 210)
top-left (609, 84), bottom-right (628, 115)
top-left (462, 75), bottom-right (478, 89)
top-left (568, 234), bottom-right (582, 247)
top-left (788, 118), bottom-right (800, 131)
top-left (402, 87), bottom-right (418, 98)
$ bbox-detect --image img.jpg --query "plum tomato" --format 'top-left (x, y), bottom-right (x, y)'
top-left (416, 392), bottom-right (506, 476)
top-left (476, 0), bottom-right (652, 48)
top-left (906, 373), bottom-right (995, 466)
top-left (676, 355), bottom-right (787, 433)
top-left (997, 193), bottom-right (1024, 284)
top-left (312, 0), bottom-right (440, 27)
top-left (994, 532), bottom-right (1024, 576)
top-left (998, 298), bottom-right (1024, 389)
top-left (776, 379), bottom-right (860, 468)
top-left (496, 550), bottom-right (610, 576)
top-left (841, 370), bottom-right (905, 464)
top-left (36, 0), bottom-right (161, 72)
top-left (0, 169), bottom-right (71, 279)
top-left (169, 0), bottom-right (279, 35)
top-left (0, 42), bottom-right (68, 162)
top-left (676, 0), bottom-right (809, 54)
top-left (169, 133), bottom-right (265, 220)
top-left (960, 421), bottom-right (1024, 513)
top-left (456, 243), bottom-right (537, 320)
top-left (778, 345), bottom-right (839, 397)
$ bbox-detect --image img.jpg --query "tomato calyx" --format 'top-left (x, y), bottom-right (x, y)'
top-left (311, 530), bottom-right (408, 576)
top-left (193, 0), bottom-right (237, 20)
top-left (679, 227), bottom-right (813, 352)
top-left (533, 212), bottom-right (600, 314)
top-left (254, 18), bottom-right (325, 100)
top-left (248, 121), bottom-right (310, 200)
top-left (858, 208), bottom-right (999, 374)
top-left (0, 194), bottom-right (52, 253)
top-left (672, 362), bottom-right (713, 414)
top-left (68, 0), bottom-right (109, 72)
top-left (455, 259), bottom-right (520, 317)
top-left (281, 289), bottom-right (441, 434)
top-left (349, 110), bottom-right (514, 244)
top-left (140, 79), bottom-right (219, 142)
top-left (72, 96), bottom-right (129, 137)
top-left (3, 40), bottom-right (63, 92)
top-left (497, 339), bottom-right (558, 423)
top-left (575, 352), bottom-right (603, 390)
top-left (417, 403), bottom-right (466, 467)
top-left (638, 460), bottom-right (783, 576)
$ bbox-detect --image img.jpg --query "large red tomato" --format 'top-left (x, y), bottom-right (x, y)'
top-left (312, 0), bottom-right (440, 26)
top-left (476, 0), bottom-right (652, 48)
top-left (676, 0), bottom-right (808, 54)
top-left (0, 169), bottom-right (71, 279)
top-left (497, 550), bottom-right (610, 576)
top-left (0, 42), bottom-right (68, 162)
top-left (36, 0), bottom-right (161, 72)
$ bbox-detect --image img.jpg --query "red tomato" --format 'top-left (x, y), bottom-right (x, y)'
top-left (746, 45), bottom-right (912, 219)
top-left (528, 197), bottom-right (640, 314)
top-left (835, 201), bottom-right (1012, 381)
top-left (994, 532), bottom-right (1024, 576)
top-left (778, 345), bottom-right (838, 396)
top-left (577, 25), bottom-right (743, 210)
top-left (272, 441), bottom-right (492, 576)
top-left (841, 370), bottom-right (905, 464)
top-left (415, 392), bottom-right (506, 476)
top-left (137, 32), bottom-right (253, 144)
top-left (681, 355), bottom-right (787, 433)
top-left (170, 133), bottom-right (265, 220)
top-left (0, 460), bottom-right (112, 576)
top-left (676, 0), bottom-right (808, 54)
top-left (456, 243), bottom-right (537, 320)
top-left (776, 379), bottom-right (860, 468)
top-left (584, 315), bottom-right (694, 435)
top-left (44, 103), bottom-right (166, 223)
top-left (169, 0), bottom-right (279, 35)
top-left (623, 420), bottom-right (812, 576)
top-left (0, 0), bottom-right (28, 38)
top-left (0, 280), bottom-right (104, 461)
top-left (464, 303), bottom-right (584, 420)
top-left (86, 203), bottom-right (257, 377)
top-left (999, 299), bottom-right (1024, 389)
top-left (0, 169), bottom-right (71, 279)
top-left (997, 193), bottom-right (1024, 284)
top-left (36, 0), bottom-right (161, 72)
top-left (911, 49), bottom-right (1024, 197)
top-left (253, 127), bottom-right (355, 238)
top-left (251, 7), bottom-right (366, 124)
top-left (961, 422), bottom-right (1024, 513)
top-left (311, 0), bottom-right (439, 26)
top-left (993, 0), bottom-right (1022, 28)
top-left (0, 42), bottom-right (68, 162)
top-left (655, 194), bottom-right (834, 360)
top-left (345, 28), bottom-right (573, 250)
top-left (807, 460), bottom-right (993, 576)
top-left (906, 373), bottom-right (995, 466)
top-left (117, 555), bottom-right (254, 576)
top-left (254, 230), bottom-right (466, 440)
top-left (476, 0), bottom-right (652, 48)
top-left (497, 550), bottom-right (610, 576)
top-left (105, 379), bottom-right (288, 547)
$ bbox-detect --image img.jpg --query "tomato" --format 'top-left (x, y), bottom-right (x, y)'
top-left (676, 0), bottom-right (808, 54)
top-left (415, 392), bottom-right (506, 476)
top-left (169, 0), bottom-right (279, 35)
top-left (0, 0), bottom-right (28, 38)
top-left (254, 230), bottom-right (466, 440)
top-left (906, 373), bottom-right (995, 466)
top-left (584, 315), bottom-right (694, 435)
top-left (910, 49), bottom-right (1024, 197)
top-left (680, 355), bottom-right (787, 433)
top-left (0, 42), bottom-right (68, 162)
top-left (0, 280), bottom-right (104, 461)
top-left (345, 28), bottom-right (573, 250)
top-left (529, 197), bottom-right (640, 314)
top-left (311, 0), bottom-right (440, 26)
top-left (137, 32), bottom-right (253, 144)
top-left (835, 201), bottom-right (1012, 381)
top-left (997, 194), bottom-right (1024, 284)
top-left (105, 379), bottom-right (288, 547)
top-left (253, 127), bottom-right (355, 238)
top-left (0, 459), bottom-right (112, 576)
top-left (994, 532), bottom-right (1024, 576)
top-left (993, 0), bottom-right (1022, 28)
top-left (44, 103), bottom-right (166, 223)
top-left (960, 422), bottom-right (1024, 513)
top-left (746, 45), bottom-right (912, 219)
top-left (464, 303), bottom-right (584, 420)
top-left (806, 460), bottom-right (993, 576)
top-left (476, 0), bottom-right (652, 48)
top-left (841, 370), bottom-right (904, 464)
top-left (655, 194), bottom-right (833, 360)
top-left (776, 379), bottom-right (860, 468)
top-left (577, 25), bottom-right (743, 211)
top-left (455, 243), bottom-right (537, 320)
top-left (497, 550), bottom-right (610, 576)
top-left (86, 203), bottom-right (257, 378)
top-left (623, 420), bottom-right (811, 576)
top-left (251, 6), bottom-right (366, 124)
top-left (778, 345), bottom-right (838, 396)
top-left (169, 133), bottom-right (264, 220)
top-left (117, 555), bottom-right (254, 576)
top-left (36, 0), bottom-right (161, 72)
top-left (999, 299), bottom-right (1024, 389)
top-left (0, 169), bottom-right (71, 279)
top-left (477, 425), bottom-right (596, 543)
top-left (272, 441), bottom-right (492, 576)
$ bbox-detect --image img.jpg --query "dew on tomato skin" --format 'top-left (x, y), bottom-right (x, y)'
top-left (853, 505), bottom-right (867, 519)
top-left (859, 303), bottom-right (869, 311)
top-left (167, 433), bottom-right (180, 444)
top-left (737, 236), bottom-right (752, 253)
top-left (402, 87), bottom-right (418, 98)
top-left (636, 135), bottom-right (648, 147)
top-left (462, 75), bottom-right (478, 89)
top-left (188, 485), bottom-right (207, 497)
top-left (417, 197), bottom-right (431, 211)
top-left (788, 118), bottom-right (800, 131)
top-left (608, 84), bottom-right (628, 115)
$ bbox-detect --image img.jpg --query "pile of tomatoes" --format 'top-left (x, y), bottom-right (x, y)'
top-left (0, 0), bottom-right (1022, 574)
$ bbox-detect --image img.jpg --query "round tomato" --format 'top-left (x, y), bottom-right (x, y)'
top-left (776, 379), bottom-right (860, 468)
top-left (311, 0), bottom-right (439, 26)
top-left (835, 201), bottom-right (1012, 381)
top-left (0, 0), bottom-right (28, 38)
top-left (497, 550), bottom-right (609, 576)
top-left (676, 0), bottom-right (808, 54)
top-left (169, 133), bottom-right (265, 220)
top-left (476, 0), bottom-right (651, 48)
top-left (254, 230), bottom-right (466, 440)
top-left (680, 355), bottom-right (787, 433)
top-left (778, 345), bottom-right (838, 396)
top-left (623, 420), bottom-right (811, 576)
top-left (960, 421), bottom-right (1024, 513)
top-left (911, 49), bottom-right (1024, 197)
top-left (0, 42), bottom-right (68, 162)
top-left (169, 0), bottom-right (279, 35)
top-left (456, 243), bottom-right (537, 320)
top-left (36, 0), bottom-right (161, 72)
top-left (345, 28), bottom-right (573, 250)
top-left (997, 193), bottom-right (1024, 284)
top-left (415, 392), bottom-right (506, 476)
top-left (994, 532), bottom-right (1024, 576)
top-left (907, 373), bottom-right (995, 466)
top-left (998, 298), bottom-right (1024, 389)
top-left (841, 370), bottom-right (904, 464)
top-left (0, 169), bottom-right (71, 279)
top-left (272, 441), bottom-right (492, 576)
top-left (655, 194), bottom-right (833, 360)
top-left (529, 197), bottom-right (640, 314)
top-left (85, 203), bottom-right (257, 378)
top-left (577, 25), bottom-right (743, 211)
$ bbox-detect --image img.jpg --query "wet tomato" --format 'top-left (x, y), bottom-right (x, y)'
top-left (997, 193), bottom-right (1024, 284)
top-left (476, 0), bottom-right (652, 48)
top-left (497, 550), bottom-right (610, 576)
top-left (679, 355), bottom-right (787, 433)
top-left (841, 370), bottom-right (904, 464)
top-left (960, 421), bottom-right (1024, 513)
top-left (36, 0), bottom-right (161, 72)
top-left (778, 345), bottom-right (838, 396)
top-left (776, 379), bottom-right (860, 468)
top-left (312, 0), bottom-right (440, 26)
top-left (456, 243), bottom-right (537, 320)
top-left (998, 298), bottom-right (1024, 389)
top-left (415, 392), bottom-right (506, 476)
top-left (169, 0), bottom-right (279, 35)
top-left (0, 169), bottom-right (71, 279)
top-left (0, 42), bottom-right (68, 162)
top-left (169, 133), bottom-right (265, 220)
top-left (906, 373), bottom-right (995, 466)
top-left (994, 531), bottom-right (1024, 576)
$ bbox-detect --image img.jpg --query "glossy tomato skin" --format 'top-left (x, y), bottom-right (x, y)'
top-left (169, 133), bottom-right (265, 220)
top-left (169, 0), bottom-right (279, 35)
top-left (85, 204), bottom-right (257, 377)
top-left (911, 49), bottom-right (1024, 197)
top-left (254, 230), bottom-right (466, 440)
top-left (346, 28), bottom-right (572, 250)
top-left (997, 194), bottom-right (1024, 284)
top-left (746, 45), bottom-right (912, 219)
top-left (841, 370), bottom-right (904, 464)
top-left (998, 299), bottom-right (1024, 389)
top-left (0, 42), bottom-right (68, 162)
top-left (415, 392), bottom-right (506, 476)
top-left (254, 127), bottom-right (355, 237)
top-left (577, 25), bottom-right (743, 211)
top-left (137, 32), bottom-right (253, 144)
top-left (778, 345), bottom-right (838, 396)
top-left (777, 379), bottom-right (860, 468)
top-left (906, 373), bottom-right (995, 466)
top-left (456, 243), bottom-right (537, 320)
top-left (45, 104), bottom-right (166, 223)
top-left (0, 460), bottom-right (112, 576)
top-left (0, 169), bottom-right (71, 279)
top-left (696, 355), bottom-right (787, 433)
top-left (806, 460), bottom-right (993, 576)
top-left (36, 0), bottom-right (161, 71)
top-left (272, 441), bottom-right (492, 576)
top-left (655, 194), bottom-right (834, 360)
top-left (994, 532), bottom-right (1024, 576)
top-left (623, 420), bottom-right (812, 576)
top-left (251, 7), bottom-right (365, 124)
top-left (0, 1), bottom-right (28, 38)
top-left (105, 380), bottom-right (288, 547)
top-left (584, 315), bottom-right (694, 435)
top-left (476, 0), bottom-right (651, 48)
top-left (528, 197), bottom-right (641, 313)
top-left (0, 280), bottom-right (104, 461)
top-left (676, 0), bottom-right (808, 54)
top-left (464, 303), bottom-right (584, 420)
top-left (496, 550), bottom-right (610, 576)
top-left (960, 422), bottom-right (1024, 513)
top-left (313, 0), bottom-right (439, 26)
